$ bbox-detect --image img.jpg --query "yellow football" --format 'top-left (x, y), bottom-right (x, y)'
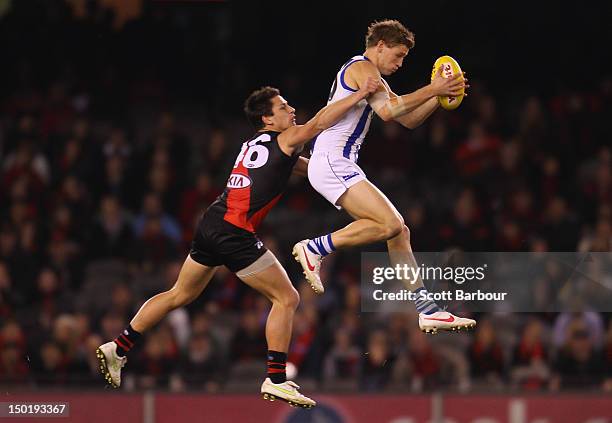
top-left (430, 55), bottom-right (465, 110)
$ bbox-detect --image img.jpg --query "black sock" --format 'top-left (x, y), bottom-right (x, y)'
top-left (267, 350), bottom-right (287, 384)
top-left (114, 324), bottom-right (142, 357)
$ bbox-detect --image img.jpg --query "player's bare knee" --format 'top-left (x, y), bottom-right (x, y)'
top-left (387, 225), bottom-right (412, 252)
top-left (382, 218), bottom-right (405, 240)
top-left (278, 287), bottom-right (300, 310)
top-left (287, 287), bottom-right (300, 310)
top-left (169, 286), bottom-right (195, 309)
top-left (400, 224), bottom-right (410, 241)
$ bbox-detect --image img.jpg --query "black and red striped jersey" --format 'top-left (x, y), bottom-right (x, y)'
top-left (207, 130), bottom-right (299, 233)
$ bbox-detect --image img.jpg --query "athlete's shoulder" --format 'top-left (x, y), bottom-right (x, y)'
top-left (343, 55), bottom-right (370, 64)
top-left (247, 131), bottom-right (279, 145)
top-left (262, 130), bottom-right (280, 139)
top-left (345, 59), bottom-right (379, 76)
top-left (342, 60), bottom-right (379, 92)
top-left (252, 130), bottom-right (277, 138)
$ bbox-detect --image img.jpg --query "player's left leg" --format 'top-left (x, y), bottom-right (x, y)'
top-left (97, 256), bottom-right (217, 388)
top-left (237, 252), bottom-right (315, 408)
top-left (386, 225), bottom-right (476, 334)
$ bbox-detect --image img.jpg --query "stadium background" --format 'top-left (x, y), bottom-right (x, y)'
top-left (0, 1), bottom-right (611, 422)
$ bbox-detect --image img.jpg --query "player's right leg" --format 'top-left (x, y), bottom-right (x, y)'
top-left (97, 256), bottom-right (217, 388)
top-left (294, 154), bottom-right (404, 294)
top-left (333, 179), bottom-right (405, 246)
top-left (293, 178), bottom-right (404, 293)
top-left (237, 255), bottom-right (315, 408)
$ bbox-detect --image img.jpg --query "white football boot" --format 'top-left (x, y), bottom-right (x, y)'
top-left (261, 378), bottom-right (316, 408)
top-left (292, 240), bottom-right (324, 294)
top-left (419, 311), bottom-right (477, 334)
top-left (96, 341), bottom-right (127, 388)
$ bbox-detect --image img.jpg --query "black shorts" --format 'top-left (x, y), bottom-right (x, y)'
top-left (189, 211), bottom-right (268, 273)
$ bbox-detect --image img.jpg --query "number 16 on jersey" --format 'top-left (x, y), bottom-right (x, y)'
top-left (234, 133), bottom-right (272, 169)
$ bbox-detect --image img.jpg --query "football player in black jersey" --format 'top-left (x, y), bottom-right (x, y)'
top-left (96, 77), bottom-right (379, 407)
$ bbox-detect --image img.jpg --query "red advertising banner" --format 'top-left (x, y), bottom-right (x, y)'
top-left (156, 394), bottom-right (431, 423)
top-left (0, 392), bottom-right (609, 423)
top-left (444, 395), bottom-right (612, 423)
top-left (526, 396), bottom-right (611, 423)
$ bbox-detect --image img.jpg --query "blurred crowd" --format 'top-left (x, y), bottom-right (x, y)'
top-left (0, 1), bottom-right (611, 393)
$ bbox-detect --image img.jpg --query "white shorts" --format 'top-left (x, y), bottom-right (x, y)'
top-left (308, 152), bottom-right (367, 209)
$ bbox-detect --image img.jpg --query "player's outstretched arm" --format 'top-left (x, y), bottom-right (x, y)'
top-left (392, 94), bottom-right (439, 129)
top-left (391, 71), bottom-right (469, 129)
top-left (357, 63), bottom-right (465, 122)
top-left (278, 77), bottom-right (380, 155)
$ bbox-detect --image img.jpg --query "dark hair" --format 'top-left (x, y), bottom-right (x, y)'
top-left (243, 86), bottom-right (280, 130)
top-left (365, 19), bottom-right (415, 49)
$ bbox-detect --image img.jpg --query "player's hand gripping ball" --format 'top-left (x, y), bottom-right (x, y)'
top-left (431, 55), bottom-right (465, 110)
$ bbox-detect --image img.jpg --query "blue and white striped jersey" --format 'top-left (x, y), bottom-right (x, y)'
top-left (311, 55), bottom-right (378, 162)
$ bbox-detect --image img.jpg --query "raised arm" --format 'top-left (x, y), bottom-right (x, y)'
top-left (278, 77), bottom-right (380, 155)
top-left (386, 80), bottom-right (439, 129)
top-left (389, 70), bottom-right (469, 129)
top-left (346, 61), bottom-right (465, 123)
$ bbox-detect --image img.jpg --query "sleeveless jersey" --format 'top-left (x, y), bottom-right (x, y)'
top-left (207, 131), bottom-right (299, 233)
top-left (311, 55), bottom-right (375, 162)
